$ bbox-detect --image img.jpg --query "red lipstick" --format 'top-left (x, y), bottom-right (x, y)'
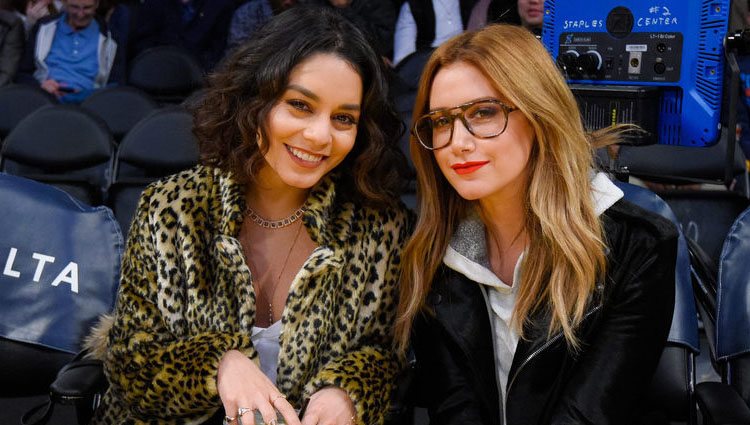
top-left (451, 161), bottom-right (489, 175)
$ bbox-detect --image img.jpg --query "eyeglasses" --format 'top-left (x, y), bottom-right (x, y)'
top-left (412, 98), bottom-right (518, 150)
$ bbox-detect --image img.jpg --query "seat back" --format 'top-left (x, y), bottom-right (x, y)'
top-left (109, 107), bottom-right (199, 233)
top-left (615, 181), bottom-right (700, 424)
top-left (114, 107), bottom-right (199, 180)
top-left (0, 105), bottom-right (115, 205)
top-left (616, 128), bottom-right (747, 186)
top-left (662, 190), bottom-right (750, 269)
top-left (128, 46), bottom-right (204, 104)
top-left (0, 84), bottom-right (58, 140)
top-left (0, 173), bottom-right (122, 397)
top-left (717, 206), bottom-right (750, 402)
top-left (81, 86), bottom-right (158, 142)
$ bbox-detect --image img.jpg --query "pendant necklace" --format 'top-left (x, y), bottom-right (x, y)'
top-left (262, 220), bottom-right (304, 325)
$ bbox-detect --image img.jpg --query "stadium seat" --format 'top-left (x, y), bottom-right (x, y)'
top-left (0, 173), bottom-right (122, 425)
top-left (128, 46), bottom-right (204, 105)
top-left (108, 107), bottom-right (199, 233)
top-left (81, 86), bottom-right (158, 143)
top-left (615, 182), bottom-right (701, 424)
top-left (0, 84), bottom-right (57, 141)
top-left (694, 205), bottom-right (750, 424)
top-left (660, 190), bottom-right (750, 270)
top-left (0, 105), bottom-right (115, 205)
top-left (615, 134), bottom-right (746, 186)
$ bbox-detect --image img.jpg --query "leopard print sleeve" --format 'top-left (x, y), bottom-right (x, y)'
top-left (303, 205), bottom-right (412, 425)
top-left (102, 180), bottom-right (258, 420)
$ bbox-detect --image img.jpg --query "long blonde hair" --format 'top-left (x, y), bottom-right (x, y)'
top-left (395, 24), bottom-right (620, 353)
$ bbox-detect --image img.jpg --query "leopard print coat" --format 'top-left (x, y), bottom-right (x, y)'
top-left (89, 165), bottom-right (411, 425)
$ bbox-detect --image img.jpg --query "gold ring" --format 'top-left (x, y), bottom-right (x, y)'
top-left (222, 416), bottom-right (236, 425)
top-left (270, 394), bottom-right (286, 405)
top-left (237, 407), bottom-right (253, 417)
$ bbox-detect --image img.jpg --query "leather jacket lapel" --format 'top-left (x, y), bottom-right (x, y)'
top-left (429, 269), bottom-right (500, 417)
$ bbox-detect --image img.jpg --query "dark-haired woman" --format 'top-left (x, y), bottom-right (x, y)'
top-left (88, 6), bottom-right (411, 425)
top-left (396, 24), bottom-right (676, 425)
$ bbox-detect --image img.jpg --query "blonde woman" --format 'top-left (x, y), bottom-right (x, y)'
top-left (395, 24), bottom-right (677, 425)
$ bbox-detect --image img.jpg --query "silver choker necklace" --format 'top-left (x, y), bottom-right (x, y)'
top-left (245, 205), bottom-right (305, 229)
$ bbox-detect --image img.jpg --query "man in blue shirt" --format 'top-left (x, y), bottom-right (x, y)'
top-left (17, 0), bottom-right (124, 102)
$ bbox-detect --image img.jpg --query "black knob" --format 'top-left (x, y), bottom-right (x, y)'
top-left (576, 50), bottom-right (603, 77)
top-left (558, 50), bottom-right (579, 77)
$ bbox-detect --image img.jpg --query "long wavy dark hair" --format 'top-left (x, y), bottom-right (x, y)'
top-left (192, 6), bottom-right (407, 208)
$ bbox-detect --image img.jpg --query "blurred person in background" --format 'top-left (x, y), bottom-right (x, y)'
top-left (19, 0), bottom-right (61, 33)
top-left (96, 0), bottom-right (134, 66)
top-left (16, 0), bottom-right (124, 102)
top-left (225, 0), bottom-right (296, 54)
top-left (304, 0), bottom-right (397, 61)
top-left (129, 0), bottom-right (236, 71)
top-left (466, 0), bottom-right (520, 30)
top-left (732, 0), bottom-right (750, 167)
top-left (392, 0), bottom-right (475, 67)
top-left (0, 0), bottom-right (24, 86)
top-left (517, 0), bottom-right (542, 34)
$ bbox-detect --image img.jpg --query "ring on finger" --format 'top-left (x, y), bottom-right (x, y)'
top-left (270, 393), bottom-right (286, 405)
top-left (222, 415), bottom-right (236, 425)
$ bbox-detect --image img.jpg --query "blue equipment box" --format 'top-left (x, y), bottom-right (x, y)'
top-left (542, 1), bottom-right (730, 146)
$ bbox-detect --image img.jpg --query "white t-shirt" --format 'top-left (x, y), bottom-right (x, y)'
top-left (251, 320), bottom-right (282, 384)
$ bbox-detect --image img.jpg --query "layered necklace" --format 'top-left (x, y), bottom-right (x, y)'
top-left (245, 204), bottom-right (307, 325)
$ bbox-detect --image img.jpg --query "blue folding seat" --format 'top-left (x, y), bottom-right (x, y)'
top-left (614, 182), bottom-right (701, 424)
top-left (0, 173), bottom-right (122, 424)
top-left (695, 206), bottom-right (750, 424)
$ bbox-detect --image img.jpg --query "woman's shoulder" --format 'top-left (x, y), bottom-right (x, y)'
top-left (602, 199), bottom-right (679, 246)
top-left (142, 164), bottom-right (226, 195)
top-left (138, 165), bottom-right (237, 214)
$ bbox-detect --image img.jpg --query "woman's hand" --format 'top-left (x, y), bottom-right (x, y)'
top-left (217, 350), bottom-right (301, 425)
top-left (301, 387), bottom-right (355, 425)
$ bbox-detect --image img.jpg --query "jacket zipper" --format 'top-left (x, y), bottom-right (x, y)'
top-left (505, 304), bottom-right (602, 395)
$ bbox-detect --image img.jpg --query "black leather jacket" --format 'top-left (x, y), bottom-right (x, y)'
top-left (410, 200), bottom-right (677, 425)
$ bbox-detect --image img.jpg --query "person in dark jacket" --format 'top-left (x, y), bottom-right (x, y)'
top-left (395, 24), bottom-right (677, 425)
top-left (303, 0), bottom-right (396, 59)
top-left (129, 0), bottom-right (236, 71)
top-left (0, 6), bottom-right (24, 86)
top-left (225, 0), bottom-right (296, 54)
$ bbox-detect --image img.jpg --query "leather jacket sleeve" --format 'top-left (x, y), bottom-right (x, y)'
top-left (547, 220), bottom-right (677, 424)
